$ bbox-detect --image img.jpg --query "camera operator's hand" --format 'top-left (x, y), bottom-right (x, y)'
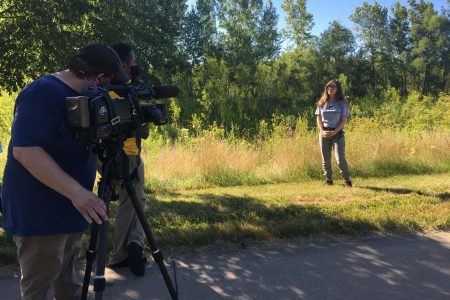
top-left (70, 188), bottom-right (108, 225)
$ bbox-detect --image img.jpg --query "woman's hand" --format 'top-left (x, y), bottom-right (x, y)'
top-left (321, 130), bottom-right (336, 138)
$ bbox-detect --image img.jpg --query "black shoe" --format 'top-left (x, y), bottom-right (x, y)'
top-left (109, 258), bottom-right (128, 269)
top-left (127, 242), bottom-right (146, 276)
top-left (343, 180), bottom-right (353, 188)
top-left (324, 179), bottom-right (333, 186)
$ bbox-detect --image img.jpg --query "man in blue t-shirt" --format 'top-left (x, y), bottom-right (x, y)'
top-left (1, 43), bottom-right (128, 299)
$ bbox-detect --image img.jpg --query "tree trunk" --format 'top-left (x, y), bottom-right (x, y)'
top-left (422, 63), bottom-right (430, 95)
top-left (371, 53), bottom-right (376, 92)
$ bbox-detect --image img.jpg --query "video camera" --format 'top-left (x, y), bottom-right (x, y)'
top-left (65, 84), bottom-right (179, 142)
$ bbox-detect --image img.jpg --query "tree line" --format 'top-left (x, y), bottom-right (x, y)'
top-left (0, 0), bottom-right (448, 136)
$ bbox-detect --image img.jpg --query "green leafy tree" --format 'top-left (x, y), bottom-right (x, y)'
top-left (317, 21), bottom-right (355, 80)
top-left (0, 0), bottom-right (186, 92)
top-left (281, 0), bottom-right (314, 48)
top-left (217, 0), bottom-right (263, 70)
top-left (0, 1), bottom-right (92, 92)
top-left (92, 0), bottom-right (186, 81)
top-left (389, 1), bottom-right (411, 96)
top-left (175, 0), bottom-right (219, 128)
top-left (180, 0), bottom-right (217, 67)
top-left (255, 0), bottom-right (281, 61)
top-left (350, 1), bottom-right (391, 92)
top-left (408, 0), bottom-right (449, 95)
top-left (198, 0), bottom-right (282, 132)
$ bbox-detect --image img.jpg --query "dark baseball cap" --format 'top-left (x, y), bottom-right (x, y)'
top-left (77, 43), bottom-right (129, 83)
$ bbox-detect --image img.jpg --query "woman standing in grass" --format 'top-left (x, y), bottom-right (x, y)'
top-left (315, 79), bottom-right (352, 187)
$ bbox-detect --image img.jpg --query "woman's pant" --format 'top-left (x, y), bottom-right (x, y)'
top-left (319, 131), bottom-right (351, 181)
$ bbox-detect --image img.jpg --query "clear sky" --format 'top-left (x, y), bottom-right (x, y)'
top-left (187, 0), bottom-right (448, 36)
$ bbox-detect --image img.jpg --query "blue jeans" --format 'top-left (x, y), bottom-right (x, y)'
top-left (319, 131), bottom-right (351, 181)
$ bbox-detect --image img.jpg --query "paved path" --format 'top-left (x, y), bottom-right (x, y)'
top-left (1, 231), bottom-right (450, 299)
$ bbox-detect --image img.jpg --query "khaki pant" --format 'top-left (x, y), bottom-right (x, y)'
top-left (108, 157), bottom-right (146, 265)
top-left (13, 233), bottom-right (83, 300)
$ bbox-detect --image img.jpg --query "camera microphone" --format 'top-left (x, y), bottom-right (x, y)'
top-left (145, 86), bottom-right (179, 99)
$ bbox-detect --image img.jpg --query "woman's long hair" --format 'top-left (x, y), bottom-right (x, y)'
top-left (316, 79), bottom-right (344, 107)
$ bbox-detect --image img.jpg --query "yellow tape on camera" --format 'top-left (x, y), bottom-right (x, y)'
top-left (108, 91), bottom-right (122, 100)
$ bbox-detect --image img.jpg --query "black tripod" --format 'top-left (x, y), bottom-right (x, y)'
top-left (80, 141), bottom-right (179, 300)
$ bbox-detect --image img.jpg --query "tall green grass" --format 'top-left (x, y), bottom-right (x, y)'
top-left (1, 90), bottom-right (448, 189)
top-left (136, 92), bottom-right (449, 190)
top-left (2, 124), bottom-right (446, 190)
top-left (141, 127), bottom-right (449, 191)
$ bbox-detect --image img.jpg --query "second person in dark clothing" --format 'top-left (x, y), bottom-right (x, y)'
top-left (107, 42), bottom-right (150, 276)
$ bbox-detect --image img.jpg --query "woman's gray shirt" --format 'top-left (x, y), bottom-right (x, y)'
top-left (315, 100), bottom-right (350, 129)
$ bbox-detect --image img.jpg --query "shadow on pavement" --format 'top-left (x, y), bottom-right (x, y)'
top-left (3, 232), bottom-right (449, 299)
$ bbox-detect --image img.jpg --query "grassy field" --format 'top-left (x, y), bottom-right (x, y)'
top-left (139, 128), bottom-right (449, 191)
top-left (0, 105), bottom-right (449, 265)
top-left (1, 173), bottom-right (449, 266)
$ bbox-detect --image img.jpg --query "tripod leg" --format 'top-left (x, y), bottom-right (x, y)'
top-left (123, 180), bottom-right (179, 300)
top-left (81, 223), bottom-right (99, 300)
top-left (93, 185), bottom-right (113, 300)
top-left (80, 161), bottom-right (113, 300)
